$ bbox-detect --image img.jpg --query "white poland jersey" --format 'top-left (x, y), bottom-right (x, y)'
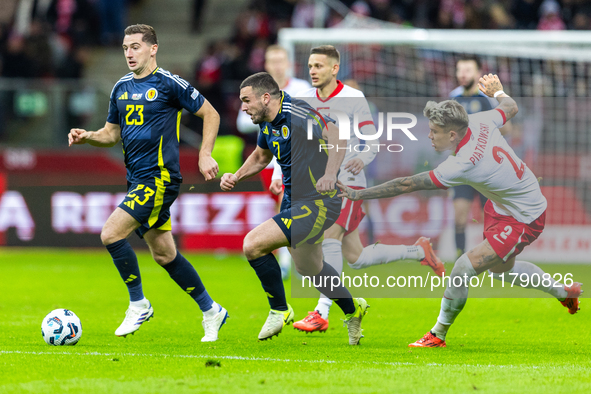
top-left (429, 108), bottom-right (547, 224)
top-left (296, 80), bottom-right (377, 188)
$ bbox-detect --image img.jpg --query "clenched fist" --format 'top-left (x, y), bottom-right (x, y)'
top-left (220, 173), bottom-right (238, 191)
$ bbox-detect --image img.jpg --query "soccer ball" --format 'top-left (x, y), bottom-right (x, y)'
top-left (41, 309), bottom-right (82, 346)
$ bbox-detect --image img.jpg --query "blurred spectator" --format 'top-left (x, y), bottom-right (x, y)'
top-left (291, 0), bottom-right (318, 28)
top-left (538, 0), bottom-right (566, 30)
top-left (56, 46), bottom-right (90, 78)
top-left (489, 2), bottom-right (516, 29)
top-left (25, 19), bottom-right (54, 78)
top-left (512, 0), bottom-right (541, 29)
top-left (97, 0), bottom-right (128, 46)
top-left (191, 0), bottom-right (207, 33)
top-left (1, 36), bottom-right (35, 78)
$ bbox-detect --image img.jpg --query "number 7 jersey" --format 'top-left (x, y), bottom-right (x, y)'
top-left (107, 68), bottom-right (205, 183)
top-left (429, 108), bottom-right (547, 224)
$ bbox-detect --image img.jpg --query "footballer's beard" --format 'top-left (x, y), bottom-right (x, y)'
top-left (250, 106), bottom-right (269, 124)
top-left (462, 78), bottom-right (476, 91)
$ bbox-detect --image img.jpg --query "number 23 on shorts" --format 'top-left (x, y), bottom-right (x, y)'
top-left (126, 184), bottom-right (155, 205)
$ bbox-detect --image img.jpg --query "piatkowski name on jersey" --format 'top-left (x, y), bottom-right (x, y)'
top-left (296, 80), bottom-right (377, 188)
top-left (429, 108), bottom-right (547, 224)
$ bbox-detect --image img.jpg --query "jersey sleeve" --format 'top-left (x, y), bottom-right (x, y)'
top-left (106, 86), bottom-right (120, 125)
top-left (166, 73), bottom-right (205, 113)
top-left (257, 125), bottom-right (269, 149)
top-left (470, 108), bottom-right (506, 129)
top-left (429, 156), bottom-right (466, 189)
top-left (355, 97), bottom-right (378, 166)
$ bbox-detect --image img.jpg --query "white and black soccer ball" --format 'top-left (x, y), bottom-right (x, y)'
top-left (41, 309), bottom-right (82, 346)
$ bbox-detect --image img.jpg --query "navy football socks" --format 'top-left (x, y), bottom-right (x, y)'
top-left (162, 252), bottom-right (214, 312)
top-left (455, 231), bottom-right (466, 257)
top-left (248, 253), bottom-right (288, 311)
top-left (106, 239), bottom-right (144, 302)
top-left (312, 262), bottom-right (355, 315)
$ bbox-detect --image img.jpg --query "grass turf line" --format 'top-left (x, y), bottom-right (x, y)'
top-left (0, 249), bottom-right (589, 393)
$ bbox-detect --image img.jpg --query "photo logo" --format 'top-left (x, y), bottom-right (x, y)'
top-left (307, 110), bottom-right (418, 153)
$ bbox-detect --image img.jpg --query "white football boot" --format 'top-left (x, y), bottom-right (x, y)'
top-left (258, 304), bottom-right (294, 340)
top-left (115, 300), bottom-right (154, 337)
top-left (201, 305), bottom-right (229, 342)
top-left (343, 298), bottom-right (369, 345)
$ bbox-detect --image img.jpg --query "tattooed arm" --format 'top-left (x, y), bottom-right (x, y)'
top-left (478, 73), bottom-right (518, 122)
top-left (337, 171), bottom-right (438, 201)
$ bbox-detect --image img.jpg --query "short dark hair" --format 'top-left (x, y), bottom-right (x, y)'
top-left (310, 45), bottom-right (340, 64)
top-left (240, 72), bottom-right (281, 99)
top-left (124, 24), bottom-right (158, 46)
top-left (457, 55), bottom-right (481, 70)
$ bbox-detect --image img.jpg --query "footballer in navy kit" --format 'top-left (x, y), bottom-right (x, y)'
top-left (68, 24), bottom-right (229, 342)
top-left (221, 72), bottom-right (369, 345)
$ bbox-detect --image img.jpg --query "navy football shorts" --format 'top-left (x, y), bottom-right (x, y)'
top-left (118, 178), bottom-right (180, 238)
top-left (273, 192), bottom-right (341, 248)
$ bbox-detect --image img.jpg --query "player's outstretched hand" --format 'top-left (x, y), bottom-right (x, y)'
top-left (199, 155), bottom-right (219, 181)
top-left (336, 180), bottom-right (360, 201)
top-left (269, 179), bottom-right (283, 195)
top-left (478, 73), bottom-right (504, 97)
top-left (344, 158), bottom-right (364, 175)
top-left (68, 128), bottom-right (88, 146)
top-left (316, 174), bottom-right (336, 194)
top-left (220, 173), bottom-right (238, 191)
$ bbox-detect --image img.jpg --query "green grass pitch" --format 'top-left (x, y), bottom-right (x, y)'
top-left (1, 249), bottom-right (589, 393)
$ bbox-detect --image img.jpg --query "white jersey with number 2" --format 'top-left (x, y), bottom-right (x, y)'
top-left (429, 108), bottom-right (547, 224)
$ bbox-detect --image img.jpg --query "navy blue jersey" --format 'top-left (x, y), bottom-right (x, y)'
top-left (107, 67), bottom-right (205, 183)
top-left (256, 91), bottom-right (336, 201)
top-left (449, 86), bottom-right (496, 114)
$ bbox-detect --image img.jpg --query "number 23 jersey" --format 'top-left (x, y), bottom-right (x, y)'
top-left (429, 109), bottom-right (547, 224)
top-left (107, 68), bottom-right (205, 183)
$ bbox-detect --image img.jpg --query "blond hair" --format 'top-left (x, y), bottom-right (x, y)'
top-left (423, 100), bottom-right (469, 135)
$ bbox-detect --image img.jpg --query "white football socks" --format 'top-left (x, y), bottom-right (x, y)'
top-left (432, 254), bottom-right (476, 340)
top-left (489, 260), bottom-right (568, 300)
top-left (314, 239), bottom-right (343, 319)
top-left (203, 301), bottom-right (221, 318)
top-left (316, 298), bottom-right (332, 320)
top-left (130, 298), bottom-right (150, 309)
top-left (350, 244), bottom-right (425, 269)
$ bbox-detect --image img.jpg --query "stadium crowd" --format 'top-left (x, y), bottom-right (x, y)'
top-left (0, 0), bottom-right (588, 145)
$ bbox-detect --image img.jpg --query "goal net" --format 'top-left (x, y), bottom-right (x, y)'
top-left (280, 27), bottom-right (591, 263)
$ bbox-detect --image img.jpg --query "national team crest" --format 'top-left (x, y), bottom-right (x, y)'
top-left (272, 129), bottom-right (280, 137)
top-left (146, 88), bottom-right (158, 101)
top-left (281, 125), bottom-right (290, 139)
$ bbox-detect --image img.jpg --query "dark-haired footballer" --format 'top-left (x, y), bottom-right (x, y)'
top-left (220, 72), bottom-right (369, 345)
top-left (68, 24), bottom-right (228, 342)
